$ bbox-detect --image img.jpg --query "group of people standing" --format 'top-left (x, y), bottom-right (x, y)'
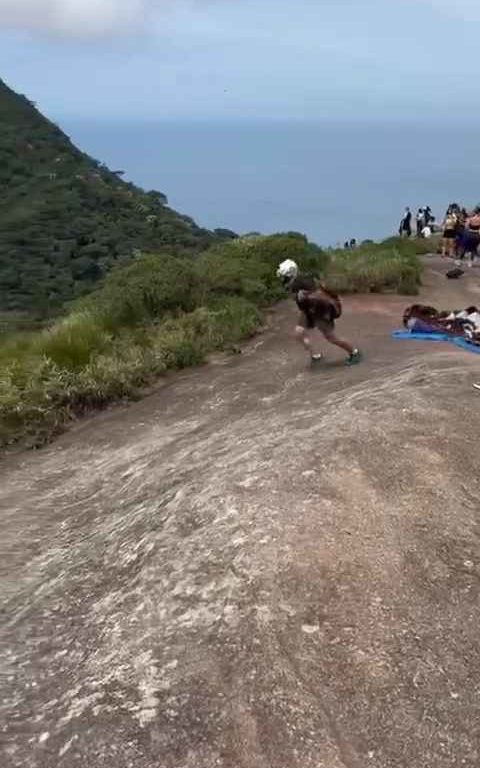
top-left (398, 202), bottom-right (480, 264)
top-left (399, 206), bottom-right (434, 239)
top-left (441, 203), bottom-right (480, 264)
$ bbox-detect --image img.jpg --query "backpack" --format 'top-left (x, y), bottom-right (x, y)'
top-left (446, 268), bottom-right (464, 279)
top-left (297, 285), bottom-right (342, 319)
top-left (312, 285), bottom-right (342, 319)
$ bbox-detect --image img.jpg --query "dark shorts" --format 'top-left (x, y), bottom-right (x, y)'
top-left (297, 311), bottom-right (335, 333)
top-left (443, 229), bottom-right (456, 240)
top-left (464, 232), bottom-right (480, 254)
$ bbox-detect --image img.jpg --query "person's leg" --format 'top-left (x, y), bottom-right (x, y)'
top-left (295, 325), bottom-right (322, 360)
top-left (295, 325), bottom-right (312, 352)
top-left (464, 235), bottom-right (476, 266)
top-left (447, 237), bottom-right (455, 259)
top-left (323, 329), bottom-right (355, 354)
top-left (322, 326), bottom-right (361, 363)
top-left (472, 238), bottom-right (480, 265)
top-left (441, 237), bottom-right (447, 257)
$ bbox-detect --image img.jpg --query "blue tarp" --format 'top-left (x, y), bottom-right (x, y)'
top-left (392, 329), bottom-right (480, 354)
top-left (452, 337), bottom-right (480, 354)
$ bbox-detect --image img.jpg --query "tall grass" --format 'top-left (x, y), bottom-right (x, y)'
top-left (0, 233), bottom-right (425, 448)
top-left (326, 243), bottom-right (422, 295)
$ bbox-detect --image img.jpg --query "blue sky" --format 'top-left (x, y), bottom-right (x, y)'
top-left (0, 0), bottom-right (479, 122)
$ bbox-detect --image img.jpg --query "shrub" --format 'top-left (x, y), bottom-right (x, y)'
top-left (194, 251), bottom-right (283, 304)
top-left (0, 294), bottom-right (263, 447)
top-left (195, 297), bottom-right (262, 348)
top-left (380, 236), bottom-right (435, 257)
top-left (325, 245), bottom-right (422, 295)
top-left (225, 232), bottom-right (329, 275)
top-left (81, 254), bottom-right (202, 331)
top-left (31, 311), bottom-right (111, 370)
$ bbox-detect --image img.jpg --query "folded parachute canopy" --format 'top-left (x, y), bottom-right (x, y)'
top-left (402, 304), bottom-right (480, 344)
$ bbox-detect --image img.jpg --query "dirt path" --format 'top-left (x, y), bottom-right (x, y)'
top-left (2, 258), bottom-right (480, 768)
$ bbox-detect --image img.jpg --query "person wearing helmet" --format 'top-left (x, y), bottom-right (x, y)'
top-left (276, 259), bottom-right (361, 366)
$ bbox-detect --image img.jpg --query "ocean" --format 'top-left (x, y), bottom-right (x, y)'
top-left (63, 120), bottom-right (480, 247)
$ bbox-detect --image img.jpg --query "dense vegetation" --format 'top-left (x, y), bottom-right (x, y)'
top-left (326, 236), bottom-right (427, 294)
top-left (0, 232), bottom-right (427, 448)
top-left (0, 77), bottom-right (218, 316)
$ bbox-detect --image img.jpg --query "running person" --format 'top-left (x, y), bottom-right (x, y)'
top-left (276, 259), bottom-right (362, 366)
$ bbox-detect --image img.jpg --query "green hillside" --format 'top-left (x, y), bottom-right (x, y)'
top-left (0, 78), bottom-right (218, 316)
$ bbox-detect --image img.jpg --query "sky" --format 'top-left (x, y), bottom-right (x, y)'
top-left (0, 0), bottom-right (479, 122)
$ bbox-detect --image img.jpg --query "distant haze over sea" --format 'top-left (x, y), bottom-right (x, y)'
top-left (64, 119), bottom-right (480, 247)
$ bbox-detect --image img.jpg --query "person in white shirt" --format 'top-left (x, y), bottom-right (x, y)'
top-left (416, 208), bottom-right (424, 237)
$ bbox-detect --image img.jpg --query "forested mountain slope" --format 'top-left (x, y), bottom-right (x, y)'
top-left (0, 78), bottom-right (217, 315)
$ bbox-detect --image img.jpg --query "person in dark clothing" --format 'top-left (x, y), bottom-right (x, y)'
top-left (454, 210), bottom-right (467, 258)
top-left (399, 207), bottom-right (412, 237)
top-left (276, 259), bottom-right (361, 366)
top-left (463, 207), bottom-right (480, 266)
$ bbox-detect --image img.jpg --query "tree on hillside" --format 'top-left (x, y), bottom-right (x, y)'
top-left (0, 77), bottom-right (222, 316)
